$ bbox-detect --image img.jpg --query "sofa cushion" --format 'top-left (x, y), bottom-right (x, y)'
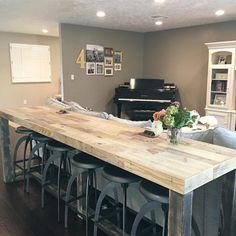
top-left (182, 129), bottom-right (213, 143)
top-left (75, 110), bottom-right (109, 119)
top-left (55, 100), bottom-right (109, 119)
top-left (46, 98), bottom-right (72, 110)
top-left (213, 127), bottom-right (236, 149)
top-left (108, 114), bottom-right (152, 128)
top-left (64, 101), bottom-right (87, 112)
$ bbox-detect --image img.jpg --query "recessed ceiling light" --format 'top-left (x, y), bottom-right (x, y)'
top-left (42, 29), bottom-right (48, 33)
top-left (96, 11), bottom-right (106, 17)
top-left (215, 10), bottom-right (225, 16)
top-left (154, 0), bottom-right (165, 3)
top-left (155, 20), bottom-right (163, 26)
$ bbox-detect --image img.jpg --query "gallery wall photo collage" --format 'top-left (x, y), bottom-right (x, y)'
top-left (85, 44), bottom-right (122, 77)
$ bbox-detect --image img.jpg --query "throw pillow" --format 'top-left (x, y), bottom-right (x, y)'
top-left (213, 127), bottom-right (236, 149)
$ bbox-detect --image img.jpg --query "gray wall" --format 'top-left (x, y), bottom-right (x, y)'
top-left (60, 23), bottom-right (144, 114)
top-left (144, 21), bottom-right (236, 115)
top-left (0, 31), bottom-right (60, 108)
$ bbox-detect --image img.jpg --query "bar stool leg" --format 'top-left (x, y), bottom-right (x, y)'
top-left (13, 135), bottom-right (28, 181)
top-left (93, 170), bottom-right (97, 203)
top-left (64, 172), bottom-right (78, 228)
top-left (26, 142), bottom-right (45, 193)
top-left (57, 154), bottom-right (64, 222)
top-left (41, 153), bottom-right (58, 208)
top-left (131, 201), bottom-right (160, 236)
top-left (23, 135), bottom-right (32, 191)
top-left (113, 186), bottom-right (121, 228)
top-left (122, 183), bottom-right (128, 236)
top-left (161, 204), bottom-right (168, 236)
top-left (93, 182), bottom-right (119, 236)
top-left (86, 171), bottom-right (92, 236)
top-left (151, 208), bottom-right (157, 235)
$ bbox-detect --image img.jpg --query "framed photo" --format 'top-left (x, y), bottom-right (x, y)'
top-left (214, 94), bottom-right (226, 105)
top-left (96, 63), bottom-right (104, 75)
top-left (86, 44), bottom-right (104, 62)
top-left (114, 63), bottom-right (122, 71)
top-left (218, 55), bottom-right (227, 64)
top-left (105, 67), bottom-right (113, 76)
top-left (114, 51), bottom-right (122, 63)
top-left (86, 62), bottom-right (95, 75)
top-left (104, 47), bottom-right (113, 57)
top-left (105, 57), bottom-right (113, 66)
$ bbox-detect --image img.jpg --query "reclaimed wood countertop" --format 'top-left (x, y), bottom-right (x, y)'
top-left (1, 106), bottom-right (236, 195)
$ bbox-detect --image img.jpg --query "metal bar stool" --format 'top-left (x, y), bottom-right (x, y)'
top-left (64, 152), bottom-right (105, 236)
top-left (41, 140), bottom-right (74, 222)
top-left (13, 126), bottom-right (34, 187)
top-left (94, 165), bottom-right (140, 236)
top-left (131, 180), bottom-right (169, 236)
top-left (26, 133), bottom-right (52, 193)
top-left (130, 180), bottom-right (201, 236)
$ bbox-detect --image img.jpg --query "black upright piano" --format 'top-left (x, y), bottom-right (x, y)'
top-left (114, 78), bottom-right (179, 120)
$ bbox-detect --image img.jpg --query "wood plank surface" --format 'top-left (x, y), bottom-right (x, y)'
top-left (1, 106), bottom-right (236, 194)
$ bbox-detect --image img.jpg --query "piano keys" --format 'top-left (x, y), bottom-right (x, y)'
top-left (114, 78), bottom-right (179, 120)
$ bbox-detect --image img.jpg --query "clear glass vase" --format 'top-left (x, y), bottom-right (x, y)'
top-left (167, 128), bottom-right (181, 144)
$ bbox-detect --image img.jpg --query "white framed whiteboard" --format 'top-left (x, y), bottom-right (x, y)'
top-left (10, 43), bottom-right (51, 83)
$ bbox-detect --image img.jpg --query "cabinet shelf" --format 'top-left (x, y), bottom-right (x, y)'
top-left (210, 64), bottom-right (231, 69)
top-left (211, 91), bottom-right (227, 94)
top-left (212, 79), bottom-right (228, 81)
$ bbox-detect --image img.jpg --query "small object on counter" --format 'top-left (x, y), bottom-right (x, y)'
top-left (56, 109), bottom-right (68, 114)
top-left (143, 127), bottom-right (156, 138)
top-left (143, 120), bottom-right (163, 138)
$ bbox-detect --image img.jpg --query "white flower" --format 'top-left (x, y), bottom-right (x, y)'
top-left (152, 120), bottom-right (163, 136)
top-left (190, 110), bottom-right (200, 127)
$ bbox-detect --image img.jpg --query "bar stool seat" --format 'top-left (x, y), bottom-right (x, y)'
top-left (31, 133), bottom-right (52, 143)
top-left (64, 152), bottom-right (105, 236)
top-left (15, 126), bottom-right (33, 134)
top-left (46, 140), bottom-right (74, 152)
top-left (72, 152), bottom-right (104, 169)
top-left (94, 166), bottom-right (140, 236)
top-left (103, 166), bottom-right (138, 184)
top-left (140, 181), bottom-right (169, 204)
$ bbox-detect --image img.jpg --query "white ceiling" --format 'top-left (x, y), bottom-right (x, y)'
top-left (0, 0), bottom-right (236, 36)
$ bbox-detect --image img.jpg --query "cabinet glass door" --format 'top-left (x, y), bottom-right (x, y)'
top-left (210, 68), bottom-right (228, 107)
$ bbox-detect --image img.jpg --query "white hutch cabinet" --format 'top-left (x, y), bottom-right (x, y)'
top-left (205, 41), bottom-right (236, 130)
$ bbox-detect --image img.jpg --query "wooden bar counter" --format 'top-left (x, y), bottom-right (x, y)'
top-left (0, 106), bottom-right (236, 236)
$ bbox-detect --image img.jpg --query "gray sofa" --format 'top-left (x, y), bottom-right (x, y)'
top-left (183, 126), bottom-right (236, 149)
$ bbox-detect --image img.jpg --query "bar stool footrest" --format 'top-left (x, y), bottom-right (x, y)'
top-left (92, 217), bottom-right (129, 236)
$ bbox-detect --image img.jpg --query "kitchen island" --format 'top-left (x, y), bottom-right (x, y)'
top-left (0, 106), bottom-right (236, 236)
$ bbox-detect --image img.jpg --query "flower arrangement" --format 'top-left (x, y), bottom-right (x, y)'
top-left (153, 101), bottom-right (197, 129)
top-left (152, 102), bottom-right (198, 144)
